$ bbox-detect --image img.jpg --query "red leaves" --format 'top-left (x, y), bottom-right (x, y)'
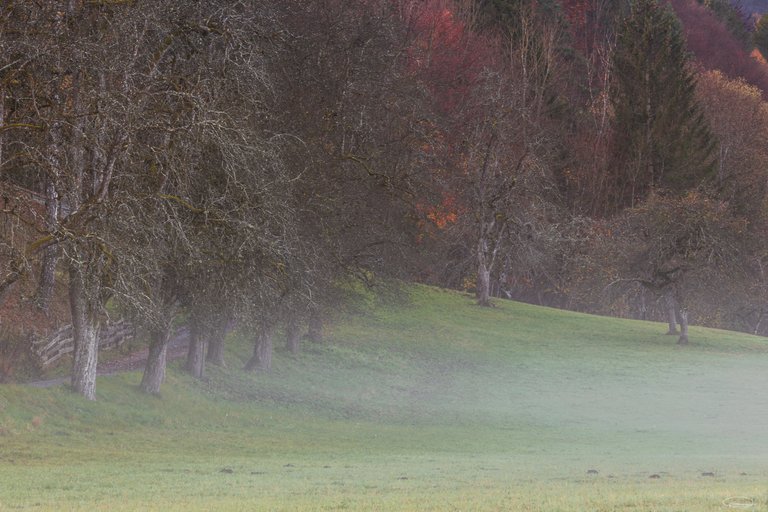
top-left (560, 0), bottom-right (596, 54)
top-left (669, 0), bottom-right (768, 97)
top-left (399, 0), bottom-right (499, 116)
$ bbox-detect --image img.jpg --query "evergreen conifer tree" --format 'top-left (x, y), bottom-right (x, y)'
top-left (609, 0), bottom-right (716, 211)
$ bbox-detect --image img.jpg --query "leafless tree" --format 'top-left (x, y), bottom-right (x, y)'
top-left (252, 0), bottom-right (431, 353)
top-left (602, 192), bottom-right (746, 344)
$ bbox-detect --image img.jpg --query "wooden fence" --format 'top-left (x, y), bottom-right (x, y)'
top-left (31, 319), bottom-right (136, 367)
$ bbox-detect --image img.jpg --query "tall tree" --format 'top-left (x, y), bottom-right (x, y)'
top-left (0, 0), bottom-right (290, 397)
top-left (264, 0), bottom-right (429, 335)
top-left (404, 0), bottom-right (564, 306)
top-left (609, 0), bottom-right (715, 211)
top-left (696, 70), bottom-right (768, 334)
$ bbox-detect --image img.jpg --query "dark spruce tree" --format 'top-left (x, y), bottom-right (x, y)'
top-left (609, 0), bottom-right (716, 211)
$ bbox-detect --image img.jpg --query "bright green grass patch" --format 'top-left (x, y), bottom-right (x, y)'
top-left (2, 285), bottom-right (768, 510)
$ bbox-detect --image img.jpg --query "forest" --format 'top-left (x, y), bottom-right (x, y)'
top-left (2, 0), bottom-right (768, 400)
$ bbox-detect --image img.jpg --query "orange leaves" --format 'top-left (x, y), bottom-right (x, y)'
top-left (418, 192), bottom-right (460, 230)
top-left (427, 209), bottom-right (457, 229)
top-left (753, 48), bottom-right (768, 65)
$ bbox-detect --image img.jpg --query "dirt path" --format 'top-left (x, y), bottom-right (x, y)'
top-left (26, 327), bottom-right (190, 388)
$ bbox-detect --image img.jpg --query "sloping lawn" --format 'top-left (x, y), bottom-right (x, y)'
top-left (1, 286), bottom-right (767, 510)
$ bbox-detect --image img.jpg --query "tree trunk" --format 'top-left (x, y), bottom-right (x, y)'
top-left (35, 181), bottom-right (59, 311)
top-left (665, 293), bottom-right (678, 335)
top-left (186, 317), bottom-right (207, 379)
top-left (476, 261), bottom-right (491, 307)
top-left (140, 323), bottom-right (172, 394)
top-left (677, 308), bottom-right (689, 345)
top-left (69, 264), bottom-right (99, 400)
top-left (36, 245), bottom-right (58, 311)
top-left (244, 323), bottom-right (273, 371)
top-left (753, 310), bottom-right (765, 336)
top-left (637, 288), bottom-right (648, 320)
top-left (37, 65), bottom-right (76, 311)
top-left (285, 317), bottom-right (301, 354)
top-left (307, 309), bottom-right (323, 344)
top-left (206, 318), bottom-right (228, 367)
top-left (0, 85), bottom-right (4, 169)
top-left (69, 72), bottom-right (85, 202)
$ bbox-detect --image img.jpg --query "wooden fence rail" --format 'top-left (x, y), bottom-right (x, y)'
top-left (31, 319), bottom-right (136, 367)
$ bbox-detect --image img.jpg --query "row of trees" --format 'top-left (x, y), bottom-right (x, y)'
top-left (413, 0), bottom-right (768, 345)
top-left (0, 0), bottom-right (427, 397)
top-left (2, 0), bottom-right (768, 397)
top-left (580, 0), bottom-right (768, 342)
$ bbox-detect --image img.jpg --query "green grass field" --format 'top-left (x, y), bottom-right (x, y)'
top-left (2, 285), bottom-right (768, 511)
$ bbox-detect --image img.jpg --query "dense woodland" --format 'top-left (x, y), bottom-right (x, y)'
top-left (2, 0), bottom-right (768, 399)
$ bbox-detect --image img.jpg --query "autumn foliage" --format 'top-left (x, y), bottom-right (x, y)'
top-left (7, 0), bottom-right (768, 388)
top-left (401, 0), bottom-right (500, 120)
top-left (670, 0), bottom-right (768, 96)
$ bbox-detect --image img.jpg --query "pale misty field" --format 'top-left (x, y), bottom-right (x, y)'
top-left (1, 286), bottom-right (767, 511)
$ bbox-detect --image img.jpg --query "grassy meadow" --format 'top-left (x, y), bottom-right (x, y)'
top-left (1, 285), bottom-right (768, 510)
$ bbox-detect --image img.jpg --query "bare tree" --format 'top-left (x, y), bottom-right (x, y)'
top-left (603, 192), bottom-right (746, 344)
top-left (260, 0), bottom-right (430, 345)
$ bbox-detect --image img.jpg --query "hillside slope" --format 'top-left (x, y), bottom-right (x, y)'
top-left (1, 286), bottom-right (767, 511)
